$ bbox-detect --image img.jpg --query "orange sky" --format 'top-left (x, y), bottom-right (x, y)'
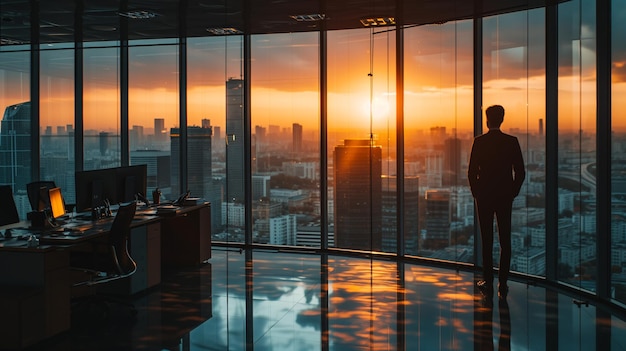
top-left (4, 23), bottom-right (626, 135)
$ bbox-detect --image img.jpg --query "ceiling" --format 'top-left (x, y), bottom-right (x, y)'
top-left (1, 0), bottom-right (561, 45)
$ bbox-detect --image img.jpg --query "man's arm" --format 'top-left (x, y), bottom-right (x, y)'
top-left (512, 138), bottom-right (526, 198)
top-left (468, 140), bottom-right (479, 198)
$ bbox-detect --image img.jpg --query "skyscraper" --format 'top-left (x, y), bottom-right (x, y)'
top-left (381, 175), bottom-right (419, 255)
top-left (170, 126), bottom-right (212, 199)
top-left (333, 139), bottom-right (382, 251)
top-left (226, 78), bottom-right (245, 203)
top-left (0, 102), bottom-right (31, 193)
top-left (292, 123), bottom-right (302, 153)
top-left (443, 137), bottom-right (461, 186)
top-left (154, 118), bottom-right (165, 142)
top-left (99, 132), bottom-right (109, 156)
top-left (424, 189), bottom-right (451, 249)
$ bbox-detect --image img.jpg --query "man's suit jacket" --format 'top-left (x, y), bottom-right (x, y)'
top-left (468, 129), bottom-right (526, 202)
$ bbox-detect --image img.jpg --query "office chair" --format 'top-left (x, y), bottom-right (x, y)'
top-left (72, 201), bottom-right (138, 320)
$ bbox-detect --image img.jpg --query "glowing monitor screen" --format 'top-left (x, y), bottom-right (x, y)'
top-left (48, 187), bottom-right (66, 219)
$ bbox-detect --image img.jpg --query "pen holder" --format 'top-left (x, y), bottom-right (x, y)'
top-left (152, 188), bottom-right (161, 205)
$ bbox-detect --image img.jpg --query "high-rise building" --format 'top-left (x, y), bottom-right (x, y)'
top-left (381, 175), bottom-right (419, 255)
top-left (292, 123), bottom-right (302, 153)
top-left (424, 189), bottom-right (451, 249)
top-left (226, 78), bottom-right (245, 203)
top-left (0, 102), bottom-right (31, 193)
top-left (154, 118), bottom-right (165, 142)
top-left (130, 150), bottom-right (171, 194)
top-left (443, 137), bottom-right (461, 186)
top-left (130, 125), bottom-right (144, 151)
top-left (255, 125), bottom-right (266, 145)
top-left (99, 132), bottom-right (109, 156)
top-left (333, 139), bottom-right (382, 251)
top-left (170, 126), bottom-right (212, 199)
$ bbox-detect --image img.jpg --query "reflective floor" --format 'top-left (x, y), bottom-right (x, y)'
top-left (27, 249), bottom-right (626, 350)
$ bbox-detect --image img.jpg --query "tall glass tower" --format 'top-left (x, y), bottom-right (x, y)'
top-left (0, 101), bottom-right (31, 193)
top-left (226, 78), bottom-right (244, 203)
top-left (333, 139), bottom-right (382, 251)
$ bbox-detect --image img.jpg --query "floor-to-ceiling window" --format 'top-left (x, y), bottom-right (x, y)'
top-left (483, 9), bottom-right (547, 276)
top-left (327, 27), bottom-right (396, 253)
top-left (40, 43), bottom-right (75, 203)
top-left (404, 20), bottom-right (473, 261)
top-left (611, 0), bottom-right (626, 304)
top-left (250, 32), bottom-right (320, 247)
top-left (0, 45), bottom-right (31, 218)
top-left (128, 39), bottom-right (179, 202)
top-left (187, 35), bottom-right (243, 241)
top-left (557, 0), bottom-right (598, 292)
top-left (83, 42), bottom-right (121, 172)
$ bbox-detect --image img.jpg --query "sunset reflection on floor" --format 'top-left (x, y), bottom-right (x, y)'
top-left (32, 249), bottom-right (626, 351)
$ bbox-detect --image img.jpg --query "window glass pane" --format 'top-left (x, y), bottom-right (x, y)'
top-left (187, 36), bottom-right (243, 242)
top-left (557, 0), bottom-right (597, 291)
top-left (40, 45), bottom-right (75, 204)
top-left (328, 28), bottom-right (396, 252)
top-left (251, 32), bottom-right (320, 247)
top-left (612, 0), bottom-right (626, 304)
top-left (84, 43), bottom-right (120, 171)
top-left (128, 41), bottom-right (178, 202)
top-left (404, 20), bottom-right (473, 260)
top-left (483, 10), bottom-right (546, 277)
top-left (0, 49), bottom-right (31, 218)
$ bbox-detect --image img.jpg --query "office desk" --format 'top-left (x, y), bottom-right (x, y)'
top-left (39, 213), bottom-right (163, 296)
top-left (157, 203), bottom-right (211, 268)
top-left (0, 203), bottom-right (211, 348)
top-left (0, 239), bottom-right (70, 349)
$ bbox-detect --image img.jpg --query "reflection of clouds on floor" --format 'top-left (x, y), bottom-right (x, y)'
top-left (39, 248), bottom-right (619, 350)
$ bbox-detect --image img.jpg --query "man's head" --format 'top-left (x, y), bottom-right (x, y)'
top-left (486, 105), bottom-right (505, 128)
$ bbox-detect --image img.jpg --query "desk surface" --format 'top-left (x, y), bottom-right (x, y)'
top-left (0, 203), bottom-right (208, 248)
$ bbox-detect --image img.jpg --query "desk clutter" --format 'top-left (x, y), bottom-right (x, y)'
top-left (0, 170), bottom-right (212, 349)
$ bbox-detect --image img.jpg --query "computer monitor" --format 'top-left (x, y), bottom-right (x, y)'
top-left (115, 165), bottom-right (148, 203)
top-left (0, 185), bottom-right (20, 226)
top-left (75, 165), bottom-right (147, 213)
top-left (75, 168), bottom-right (114, 213)
top-left (48, 187), bottom-right (66, 219)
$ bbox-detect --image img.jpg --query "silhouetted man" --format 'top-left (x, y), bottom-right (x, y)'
top-left (468, 105), bottom-right (525, 299)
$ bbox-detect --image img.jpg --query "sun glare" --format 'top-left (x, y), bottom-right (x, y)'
top-left (361, 96), bottom-right (390, 121)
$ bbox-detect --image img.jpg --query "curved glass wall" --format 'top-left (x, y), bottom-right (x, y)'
top-left (2, 0), bottom-right (626, 317)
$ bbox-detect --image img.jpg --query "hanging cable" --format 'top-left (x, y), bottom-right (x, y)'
top-left (368, 25), bottom-right (375, 350)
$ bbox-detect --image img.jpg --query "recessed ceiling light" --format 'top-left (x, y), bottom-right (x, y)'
top-left (360, 17), bottom-right (396, 27)
top-left (290, 14), bottom-right (325, 22)
top-left (206, 27), bottom-right (243, 35)
top-left (118, 10), bottom-right (158, 19)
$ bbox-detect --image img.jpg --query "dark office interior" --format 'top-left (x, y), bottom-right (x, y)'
top-left (2, 0), bottom-right (626, 350)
